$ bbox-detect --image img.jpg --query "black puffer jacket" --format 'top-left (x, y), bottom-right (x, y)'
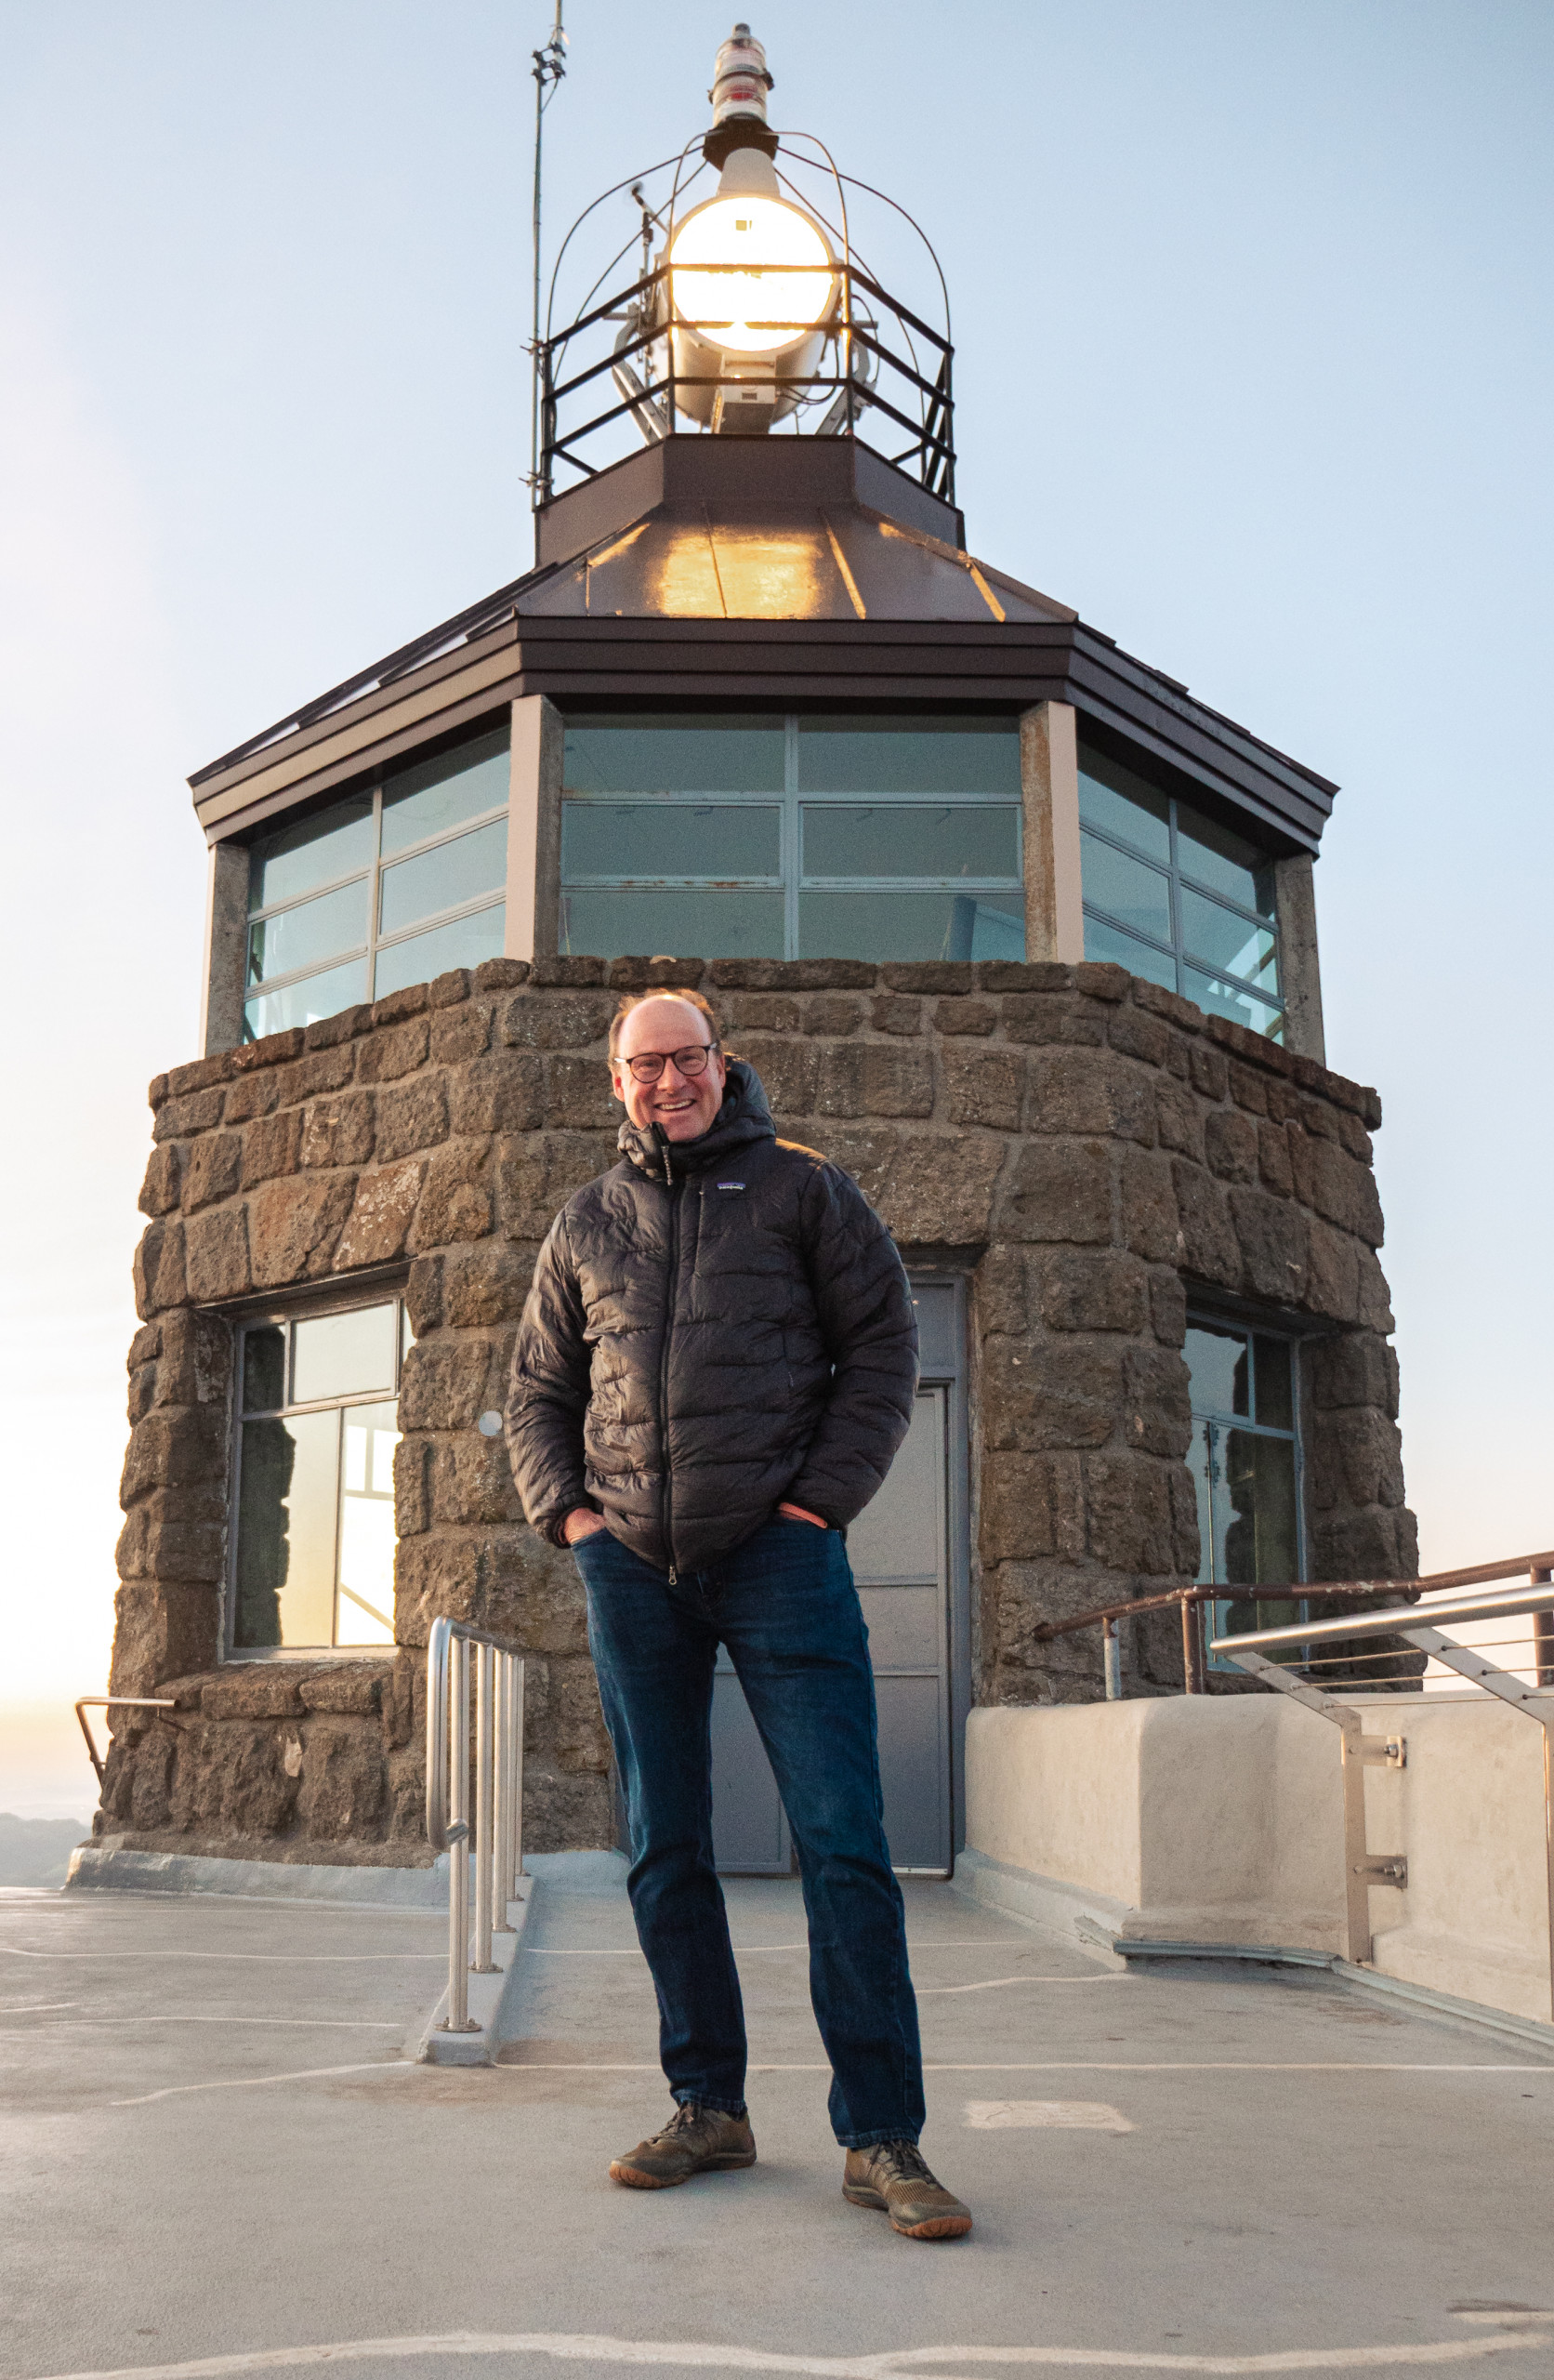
top-left (504, 1062), bottom-right (918, 1574)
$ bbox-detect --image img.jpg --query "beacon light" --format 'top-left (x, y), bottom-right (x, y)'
top-left (668, 150), bottom-right (837, 358)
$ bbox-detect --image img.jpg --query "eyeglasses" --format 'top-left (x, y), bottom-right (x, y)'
top-left (618, 1041), bottom-right (721, 1084)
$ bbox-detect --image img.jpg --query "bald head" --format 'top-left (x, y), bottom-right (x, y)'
top-left (609, 992), bottom-right (727, 1143)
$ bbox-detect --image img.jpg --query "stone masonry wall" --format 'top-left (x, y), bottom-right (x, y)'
top-left (99, 953), bottom-right (1414, 1864)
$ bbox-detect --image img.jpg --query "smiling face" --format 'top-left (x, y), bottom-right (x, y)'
top-left (610, 995), bottom-right (727, 1143)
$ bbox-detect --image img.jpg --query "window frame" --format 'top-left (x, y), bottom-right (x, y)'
top-left (224, 1284), bottom-right (412, 1663)
top-left (559, 712), bottom-right (1024, 962)
top-left (1078, 745), bottom-right (1284, 1041)
top-left (242, 726), bottom-right (511, 1039)
top-left (1183, 1308), bottom-right (1309, 1672)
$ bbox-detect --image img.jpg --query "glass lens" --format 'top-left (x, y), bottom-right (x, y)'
top-left (378, 816), bottom-right (507, 938)
top-left (669, 195), bottom-right (835, 355)
top-left (560, 888), bottom-right (784, 959)
top-left (561, 714), bottom-right (784, 793)
top-left (1254, 1334), bottom-right (1295, 1431)
top-left (292, 1303), bottom-right (397, 1404)
top-left (1186, 1322), bottom-right (1250, 1420)
top-left (561, 801), bottom-right (780, 879)
top-left (336, 1397), bottom-right (399, 1646)
top-left (1081, 913), bottom-right (1178, 992)
top-left (1080, 833), bottom-right (1173, 945)
top-left (1183, 965), bottom-right (1284, 1043)
top-left (1178, 802), bottom-right (1276, 919)
top-left (627, 1046), bottom-right (713, 1081)
top-left (242, 1324), bottom-right (287, 1414)
top-left (1180, 888), bottom-right (1279, 988)
top-left (801, 804), bottom-right (1021, 879)
top-left (373, 904), bottom-right (505, 999)
top-left (797, 889), bottom-right (1023, 962)
top-left (797, 717), bottom-right (1021, 795)
top-left (1077, 748), bottom-right (1170, 862)
top-left (244, 957), bottom-right (367, 1041)
top-left (247, 880), bottom-right (368, 985)
top-left (380, 729), bottom-right (509, 856)
top-left (234, 1409), bottom-right (340, 1649)
top-left (1221, 1429), bottom-right (1299, 1589)
top-left (249, 794), bottom-right (374, 914)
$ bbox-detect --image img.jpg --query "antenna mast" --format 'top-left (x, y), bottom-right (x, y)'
top-left (529, 0), bottom-right (568, 530)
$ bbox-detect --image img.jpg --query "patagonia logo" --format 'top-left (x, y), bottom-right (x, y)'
top-left (716, 1181), bottom-right (746, 1191)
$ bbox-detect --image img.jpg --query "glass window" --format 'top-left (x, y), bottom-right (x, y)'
top-left (560, 709), bottom-right (1025, 961)
top-left (1079, 741), bottom-right (1285, 1044)
top-left (1184, 1318), bottom-right (1305, 1668)
top-left (243, 725), bottom-right (508, 1043)
top-left (231, 1296), bottom-right (411, 1652)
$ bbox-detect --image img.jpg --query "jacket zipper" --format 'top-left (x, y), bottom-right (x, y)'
top-left (658, 1135), bottom-right (679, 1583)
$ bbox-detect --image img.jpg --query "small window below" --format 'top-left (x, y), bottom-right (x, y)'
top-left (230, 1293), bottom-right (412, 1654)
top-left (1078, 743), bottom-right (1284, 1042)
top-left (244, 729), bottom-right (509, 1040)
top-left (1184, 1316), bottom-right (1305, 1669)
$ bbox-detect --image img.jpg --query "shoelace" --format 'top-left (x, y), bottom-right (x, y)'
top-left (872, 2140), bottom-right (935, 2186)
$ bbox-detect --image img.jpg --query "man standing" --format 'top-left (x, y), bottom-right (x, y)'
top-left (505, 988), bottom-right (971, 2241)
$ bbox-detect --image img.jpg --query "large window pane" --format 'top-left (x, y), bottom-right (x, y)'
top-left (561, 802), bottom-right (781, 879)
top-left (562, 714), bottom-right (785, 793)
top-left (378, 816), bottom-right (507, 938)
top-left (244, 957), bottom-right (367, 1041)
top-left (374, 904), bottom-right (506, 998)
top-left (247, 880), bottom-right (368, 985)
top-left (1080, 833), bottom-right (1173, 946)
top-left (801, 804), bottom-right (1021, 880)
top-left (336, 1399), bottom-right (399, 1646)
top-left (1077, 752), bottom-right (1170, 863)
top-left (1081, 915), bottom-right (1178, 993)
top-left (1221, 1429), bottom-right (1299, 1590)
top-left (1185, 1323), bottom-right (1250, 1420)
top-left (798, 889), bottom-right (1023, 962)
top-left (292, 1303), bottom-right (397, 1404)
top-left (249, 795), bottom-right (374, 913)
top-left (380, 730), bottom-right (509, 856)
top-left (560, 888), bottom-right (784, 959)
top-left (797, 716), bottom-right (1021, 795)
top-left (234, 1409), bottom-right (340, 1650)
top-left (1178, 802), bottom-right (1276, 919)
top-left (1179, 888), bottom-right (1279, 988)
top-left (1183, 965), bottom-right (1284, 1042)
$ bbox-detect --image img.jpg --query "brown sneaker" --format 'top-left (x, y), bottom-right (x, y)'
top-left (609, 2100), bottom-right (757, 2189)
top-left (843, 2140), bottom-right (972, 2239)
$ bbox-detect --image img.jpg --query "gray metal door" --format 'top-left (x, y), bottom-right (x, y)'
top-left (710, 1276), bottom-right (965, 1877)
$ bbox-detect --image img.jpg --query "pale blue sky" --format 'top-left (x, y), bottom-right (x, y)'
top-left (1, 1), bottom-right (1549, 1814)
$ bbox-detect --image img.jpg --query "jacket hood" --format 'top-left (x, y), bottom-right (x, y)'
top-left (618, 1058), bottom-right (777, 1183)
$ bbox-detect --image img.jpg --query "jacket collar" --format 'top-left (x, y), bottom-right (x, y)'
top-left (617, 1059), bottom-right (777, 1183)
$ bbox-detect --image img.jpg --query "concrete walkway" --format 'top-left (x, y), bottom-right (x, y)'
top-left (2, 1867), bottom-right (1552, 2380)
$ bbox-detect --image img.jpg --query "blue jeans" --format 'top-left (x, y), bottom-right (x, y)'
top-left (573, 1514), bottom-right (925, 2149)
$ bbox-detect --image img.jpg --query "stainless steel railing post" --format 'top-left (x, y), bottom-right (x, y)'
top-left (515, 1657), bottom-right (526, 1882)
top-left (445, 1633), bottom-right (475, 2030)
top-left (494, 1649), bottom-right (517, 1935)
top-left (473, 1639), bottom-right (496, 1974)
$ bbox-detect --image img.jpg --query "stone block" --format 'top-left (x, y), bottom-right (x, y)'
top-left (1132, 979), bottom-right (1205, 1036)
top-left (606, 957), bottom-right (707, 991)
top-left (444, 1243), bottom-right (539, 1328)
top-left (107, 1581), bottom-right (220, 1698)
top-left (1121, 1344), bottom-right (1192, 1458)
top-left (1308, 1509), bottom-right (1414, 1584)
top-left (1170, 1159), bottom-right (1238, 1285)
top-left (299, 1669), bottom-right (388, 1715)
top-left (138, 1144), bottom-right (183, 1217)
top-left (127, 1366), bottom-right (157, 1426)
top-left (120, 1408), bottom-right (227, 1505)
top-left (278, 1045), bottom-right (356, 1104)
top-left (355, 1018), bottom-right (430, 1084)
top-left (430, 969), bottom-right (472, 1008)
top-left (934, 998), bottom-right (996, 1037)
top-left (182, 1132), bottom-right (243, 1212)
top-left (817, 1127), bottom-right (898, 1211)
top-left (1028, 1051), bottom-right (1154, 1144)
top-left (1036, 1250), bottom-right (1147, 1334)
top-left (1073, 962), bottom-right (1128, 1003)
top-left (375, 1074), bottom-right (450, 1163)
top-left (1084, 1452), bottom-right (1175, 1575)
top-left (1205, 1109), bottom-right (1259, 1184)
top-left (154, 1310), bottom-right (230, 1408)
top-left (167, 1053), bottom-right (233, 1097)
top-left (372, 984), bottom-right (428, 1025)
top-left (1335, 1109), bottom-right (1374, 1163)
top-left (724, 993), bottom-right (802, 1033)
top-left (1304, 1220), bottom-right (1360, 1323)
top-left (731, 1037), bottom-right (818, 1119)
top-left (979, 1451), bottom-right (1085, 1563)
top-left (1258, 1121), bottom-right (1294, 1197)
top-left (393, 1433), bottom-right (431, 1536)
top-left (1154, 1080), bottom-right (1203, 1161)
top-left (531, 957), bottom-right (606, 987)
top-left (412, 1139), bottom-right (494, 1246)
top-left (241, 1109), bottom-right (303, 1189)
top-left (553, 1662), bottom-right (612, 1773)
top-left (128, 1321), bottom-right (162, 1369)
top-left (114, 1509), bottom-right (227, 1585)
top-left (1355, 1246), bottom-right (1396, 1333)
top-left (815, 1045), bottom-right (863, 1117)
top-left (1311, 1408), bottom-right (1407, 1513)
top-left (300, 1091), bottom-right (375, 1170)
top-left (1149, 1268), bottom-right (1187, 1347)
top-left (431, 1437), bottom-right (525, 1527)
top-left (802, 995), bottom-right (864, 1036)
top-left (201, 1669), bottom-right (305, 1718)
top-left (944, 1047), bottom-right (1023, 1131)
top-left (981, 962), bottom-right (1074, 993)
top-left (545, 1053), bottom-right (618, 1131)
top-left (1310, 1332), bottom-right (1396, 1414)
top-left (224, 1069), bottom-right (280, 1123)
top-left (184, 1206), bottom-right (252, 1302)
top-left (981, 1335), bottom-right (1123, 1450)
top-left (399, 1337), bottom-right (498, 1431)
top-left (1108, 1007), bottom-right (1170, 1067)
top-left (395, 1531), bottom-right (481, 1639)
top-left (999, 1139), bottom-right (1111, 1245)
top-left (880, 962), bottom-right (974, 994)
top-left (133, 1219), bottom-right (184, 1317)
top-left (474, 958), bottom-right (531, 992)
top-left (231, 1028), bottom-right (305, 1074)
top-left (973, 1247), bottom-right (1027, 1336)
top-left (1228, 1061), bottom-right (1270, 1117)
top-left (502, 991), bottom-right (614, 1049)
top-left (430, 1001), bottom-right (492, 1064)
top-left (248, 1173), bottom-right (356, 1287)
top-left (1230, 1186), bottom-right (1310, 1303)
top-left (499, 1132), bottom-right (615, 1239)
top-left (483, 1534), bottom-right (592, 1656)
top-left (304, 1004), bottom-right (373, 1051)
top-left (880, 1132), bottom-right (1004, 1245)
top-left (323, 1161), bottom-right (422, 1271)
top-left (1001, 995), bottom-right (1107, 1048)
top-left (1189, 1043), bottom-right (1228, 1103)
top-left (1119, 1149), bottom-right (1180, 1263)
top-left (870, 995), bottom-right (922, 1036)
top-left (296, 1718), bottom-right (387, 1839)
top-left (1168, 1464), bottom-right (1202, 1575)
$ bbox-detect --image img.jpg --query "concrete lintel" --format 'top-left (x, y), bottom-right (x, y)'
top-left (202, 840), bottom-right (249, 1056)
top-left (1275, 850), bottom-right (1326, 1064)
top-left (1019, 701), bottom-right (1084, 964)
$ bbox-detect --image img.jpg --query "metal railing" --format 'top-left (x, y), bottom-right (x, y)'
top-left (1209, 1561), bottom-right (1554, 2000)
top-left (74, 1697), bottom-right (178, 1787)
top-left (1029, 1580), bottom-right (1427, 1698)
top-left (425, 1618), bottom-right (526, 2035)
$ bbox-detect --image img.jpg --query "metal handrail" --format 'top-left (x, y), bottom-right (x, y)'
top-left (425, 1618), bottom-right (526, 2035)
top-left (1208, 1574), bottom-right (1554, 2007)
top-left (74, 1697), bottom-right (178, 1788)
